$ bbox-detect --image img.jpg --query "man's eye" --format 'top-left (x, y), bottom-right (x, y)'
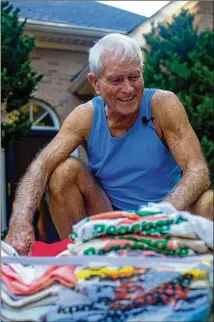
top-left (110, 78), bottom-right (120, 84)
top-left (129, 76), bottom-right (140, 81)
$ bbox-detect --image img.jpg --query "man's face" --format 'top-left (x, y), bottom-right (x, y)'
top-left (88, 55), bottom-right (144, 116)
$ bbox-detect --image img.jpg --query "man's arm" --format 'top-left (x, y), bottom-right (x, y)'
top-left (154, 90), bottom-right (210, 210)
top-left (5, 102), bottom-right (93, 254)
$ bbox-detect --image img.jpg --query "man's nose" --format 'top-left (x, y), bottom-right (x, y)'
top-left (122, 78), bottom-right (134, 93)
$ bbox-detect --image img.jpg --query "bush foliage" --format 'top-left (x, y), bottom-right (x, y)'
top-left (1, 0), bottom-right (43, 147)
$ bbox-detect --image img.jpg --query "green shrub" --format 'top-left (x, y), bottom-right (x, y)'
top-left (1, 0), bottom-right (43, 147)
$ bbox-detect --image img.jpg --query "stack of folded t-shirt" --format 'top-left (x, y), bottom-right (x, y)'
top-left (68, 202), bottom-right (213, 257)
top-left (1, 242), bottom-right (76, 321)
top-left (45, 262), bottom-right (213, 322)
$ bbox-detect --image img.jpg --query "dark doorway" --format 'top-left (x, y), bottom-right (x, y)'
top-left (6, 130), bottom-right (60, 242)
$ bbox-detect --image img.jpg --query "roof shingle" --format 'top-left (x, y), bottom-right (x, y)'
top-left (11, 1), bottom-right (147, 33)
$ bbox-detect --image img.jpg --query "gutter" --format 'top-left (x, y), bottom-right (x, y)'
top-left (20, 18), bottom-right (127, 37)
top-left (70, 64), bottom-right (90, 93)
top-left (71, 64), bottom-right (89, 82)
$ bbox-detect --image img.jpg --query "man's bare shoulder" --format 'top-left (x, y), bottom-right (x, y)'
top-left (151, 89), bottom-right (191, 138)
top-left (60, 100), bottom-right (94, 141)
top-left (76, 100), bottom-right (94, 112)
top-left (62, 100), bottom-right (93, 125)
top-left (152, 89), bottom-right (177, 110)
top-left (152, 89), bottom-right (185, 120)
top-left (66, 100), bottom-right (94, 121)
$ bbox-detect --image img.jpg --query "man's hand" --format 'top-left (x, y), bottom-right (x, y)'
top-left (4, 221), bottom-right (35, 256)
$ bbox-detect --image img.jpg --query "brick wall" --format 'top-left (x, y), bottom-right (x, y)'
top-left (31, 47), bottom-right (89, 161)
top-left (190, 1), bottom-right (213, 32)
top-left (31, 47), bottom-right (89, 123)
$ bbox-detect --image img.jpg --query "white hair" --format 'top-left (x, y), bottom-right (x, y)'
top-left (88, 33), bottom-right (143, 77)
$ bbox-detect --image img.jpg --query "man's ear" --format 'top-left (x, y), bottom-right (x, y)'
top-left (87, 73), bottom-right (101, 95)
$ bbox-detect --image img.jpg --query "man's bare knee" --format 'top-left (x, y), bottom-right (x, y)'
top-left (189, 189), bottom-right (213, 220)
top-left (48, 157), bottom-right (84, 194)
top-left (48, 156), bottom-right (112, 226)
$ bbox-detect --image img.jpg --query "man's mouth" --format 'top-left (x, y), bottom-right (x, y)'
top-left (118, 95), bottom-right (135, 102)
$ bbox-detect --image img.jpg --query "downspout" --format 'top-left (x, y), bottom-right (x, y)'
top-left (1, 147), bottom-right (7, 231)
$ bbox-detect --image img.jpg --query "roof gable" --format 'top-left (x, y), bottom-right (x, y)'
top-left (11, 1), bottom-right (147, 33)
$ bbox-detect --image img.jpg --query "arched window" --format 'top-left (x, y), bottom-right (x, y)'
top-left (20, 98), bottom-right (60, 131)
top-left (20, 98), bottom-right (78, 157)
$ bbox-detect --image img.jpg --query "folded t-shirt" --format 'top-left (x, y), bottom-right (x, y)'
top-left (31, 238), bottom-right (72, 257)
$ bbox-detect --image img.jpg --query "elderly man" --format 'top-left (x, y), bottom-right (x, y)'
top-left (5, 33), bottom-right (213, 255)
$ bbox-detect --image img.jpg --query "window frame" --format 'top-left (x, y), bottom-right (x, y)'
top-left (23, 98), bottom-right (60, 131)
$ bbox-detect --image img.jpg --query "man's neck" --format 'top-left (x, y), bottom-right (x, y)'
top-left (105, 105), bottom-right (139, 131)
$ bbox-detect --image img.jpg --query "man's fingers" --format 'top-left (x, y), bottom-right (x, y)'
top-left (28, 244), bottom-right (33, 256)
top-left (4, 233), bottom-right (35, 256)
top-left (6, 240), bottom-right (28, 255)
top-left (16, 243), bottom-right (30, 255)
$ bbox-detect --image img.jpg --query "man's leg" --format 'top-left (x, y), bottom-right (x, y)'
top-left (188, 189), bottom-right (213, 221)
top-left (48, 157), bottom-right (113, 239)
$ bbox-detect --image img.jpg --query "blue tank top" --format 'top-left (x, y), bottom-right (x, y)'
top-left (87, 88), bottom-right (182, 210)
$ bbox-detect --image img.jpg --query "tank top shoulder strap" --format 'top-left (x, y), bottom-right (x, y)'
top-left (88, 95), bottom-right (105, 146)
top-left (92, 95), bottom-right (105, 115)
top-left (140, 88), bottom-right (156, 119)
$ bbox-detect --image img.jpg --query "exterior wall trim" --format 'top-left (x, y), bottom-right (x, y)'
top-left (21, 18), bottom-right (127, 37)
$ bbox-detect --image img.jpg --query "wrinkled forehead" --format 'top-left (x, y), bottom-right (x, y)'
top-left (101, 49), bottom-right (140, 65)
top-left (100, 51), bottom-right (141, 75)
